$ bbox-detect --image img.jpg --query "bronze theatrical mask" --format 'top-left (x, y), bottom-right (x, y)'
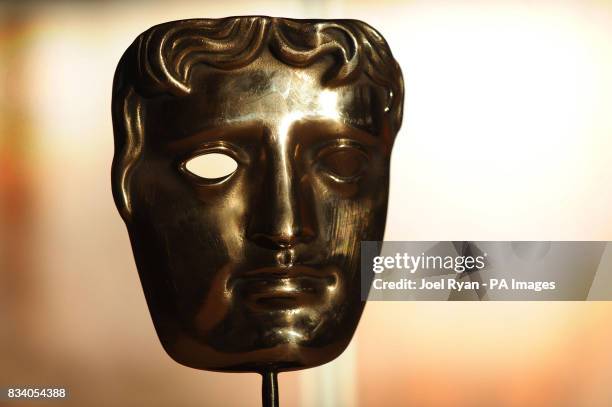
top-left (111, 16), bottom-right (403, 405)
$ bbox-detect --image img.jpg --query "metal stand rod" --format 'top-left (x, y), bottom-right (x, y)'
top-left (261, 370), bottom-right (279, 407)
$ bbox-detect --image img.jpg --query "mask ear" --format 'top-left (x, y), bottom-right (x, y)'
top-left (111, 85), bottom-right (144, 223)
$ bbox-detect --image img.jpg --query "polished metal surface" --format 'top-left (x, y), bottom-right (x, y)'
top-left (111, 16), bottom-right (403, 375)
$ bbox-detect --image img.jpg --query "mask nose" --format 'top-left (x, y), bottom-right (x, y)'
top-left (247, 126), bottom-right (316, 250)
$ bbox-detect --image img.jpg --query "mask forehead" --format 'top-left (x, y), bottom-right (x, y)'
top-left (150, 53), bottom-right (388, 142)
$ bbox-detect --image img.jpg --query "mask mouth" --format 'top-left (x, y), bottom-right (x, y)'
top-left (230, 265), bottom-right (339, 311)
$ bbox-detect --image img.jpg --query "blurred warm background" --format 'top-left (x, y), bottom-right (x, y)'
top-left (1, 0), bottom-right (612, 406)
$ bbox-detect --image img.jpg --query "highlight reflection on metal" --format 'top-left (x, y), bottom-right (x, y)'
top-left (111, 16), bottom-right (403, 381)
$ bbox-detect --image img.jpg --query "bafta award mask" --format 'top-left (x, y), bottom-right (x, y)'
top-left (111, 16), bottom-right (403, 374)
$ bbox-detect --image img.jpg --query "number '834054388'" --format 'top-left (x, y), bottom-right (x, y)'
top-left (5, 387), bottom-right (68, 399)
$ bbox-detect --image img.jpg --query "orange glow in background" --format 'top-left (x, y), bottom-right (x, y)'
top-left (1, 1), bottom-right (612, 406)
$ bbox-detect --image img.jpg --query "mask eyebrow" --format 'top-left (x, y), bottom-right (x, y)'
top-left (287, 118), bottom-right (380, 149)
top-left (165, 122), bottom-right (266, 153)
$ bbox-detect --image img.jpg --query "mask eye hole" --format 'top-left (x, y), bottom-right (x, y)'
top-left (317, 145), bottom-right (369, 182)
top-left (183, 152), bottom-right (238, 182)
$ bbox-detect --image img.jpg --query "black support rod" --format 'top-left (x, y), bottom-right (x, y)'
top-left (261, 371), bottom-right (279, 407)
